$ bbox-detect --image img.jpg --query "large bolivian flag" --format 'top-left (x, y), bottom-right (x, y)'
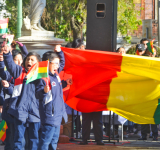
top-left (61, 47), bottom-right (160, 124)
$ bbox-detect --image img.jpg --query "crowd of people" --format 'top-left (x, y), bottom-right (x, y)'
top-left (0, 36), bottom-right (159, 150)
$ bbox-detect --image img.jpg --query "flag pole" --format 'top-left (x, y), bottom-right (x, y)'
top-left (47, 59), bottom-right (49, 85)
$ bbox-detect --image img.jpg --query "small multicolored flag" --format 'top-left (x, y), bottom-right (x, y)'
top-left (0, 18), bottom-right (9, 34)
top-left (147, 39), bottom-right (155, 54)
top-left (2, 34), bottom-right (14, 46)
top-left (0, 120), bottom-right (8, 142)
top-left (26, 61), bottom-right (49, 84)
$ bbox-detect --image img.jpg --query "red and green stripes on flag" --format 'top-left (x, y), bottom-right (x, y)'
top-left (147, 40), bottom-right (154, 54)
top-left (26, 61), bottom-right (48, 84)
top-left (0, 120), bottom-right (8, 142)
top-left (0, 18), bottom-right (9, 34)
top-left (61, 47), bottom-right (160, 124)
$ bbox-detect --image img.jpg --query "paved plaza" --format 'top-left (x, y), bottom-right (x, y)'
top-left (0, 132), bottom-right (160, 149)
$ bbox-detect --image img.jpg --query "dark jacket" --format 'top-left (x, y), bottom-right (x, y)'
top-left (3, 52), bottom-right (40, 123)
top-left (35, 51), bottom-right (67, 126)
top-left (0, 61), bottom-right (14, 123)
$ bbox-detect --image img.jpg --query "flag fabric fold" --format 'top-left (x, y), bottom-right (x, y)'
top-left (26, 61), bottom-right (48, 84)
top-left (61, 47), bottom-right (160, 124)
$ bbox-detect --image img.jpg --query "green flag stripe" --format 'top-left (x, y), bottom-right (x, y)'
top-left (26, 72), bottom-right (48, 84)
top-left (0, 28), bottom-right (8, 34)
top-left (0, 120), bottom-right (5, 131)
top-left (147, 42), bottom-right (153, 53)
top-left (153, 98), bottom-right (160, 124)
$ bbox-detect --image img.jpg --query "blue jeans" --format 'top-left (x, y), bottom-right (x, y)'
top-left (5, 122), bottom-right (14, 150)
top-left (38, 125), bottom-right (60, 150)
top-left (13, 117), bottom-right (40, 150)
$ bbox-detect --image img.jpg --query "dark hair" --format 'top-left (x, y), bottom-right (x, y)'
top-left (42, 51), bottom-right (59, 61)
top-left (140, 38), bottom-right (149, 44)
top-left (11, 41), bottom-right (17, 49)
top-left (12, 49), bottom-right (23, 59)
top-left (65, 42), bottom-right (72, 48)
top-left (23, 52), bottom-right (41, 67)
top-left (72, 38), bottom-right (84, 48)
top-left (116, 47), bottom-right (124, 53)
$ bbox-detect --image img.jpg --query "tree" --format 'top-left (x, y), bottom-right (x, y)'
top-left (117, 0), bottom-right (142, 43)
top-left (1, 0), bottom-right (142, 42)
top-left (41, 0), bottom-right (86, 41)
top-left (0, 0), bottom-right (30, 35)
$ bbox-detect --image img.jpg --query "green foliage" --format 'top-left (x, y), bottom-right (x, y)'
top-left (155, 46), bottom-right (160, 57)
top-left (0, 0), bottom-right (30, 36)
top-left (126, 45), bottom-right (136, 54)
top-left (118, 0), bottom-right (142, 43)
top-left (41, 0), bottom-right (86, 41)
top-left (1, 0), bottom-right (142, 42)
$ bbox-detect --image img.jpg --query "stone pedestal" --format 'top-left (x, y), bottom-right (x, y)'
top-left (18, 32), bottom-right (65, 57)
top-left (21, 29), bottom-right (55, 37)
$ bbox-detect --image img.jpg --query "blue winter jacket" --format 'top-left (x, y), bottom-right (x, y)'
top-left (19, 45), bottom-right (28, 57)
top-left (0, 61), bottom-right (14, 123)
top-left (0, 45), bottom-right (28, 123)
top-left (3, 52), bottom-right (40, 123)
top-left (0, 79), bottom-right (4, 106)
top-left (35, 51), bottom-right (67, 126)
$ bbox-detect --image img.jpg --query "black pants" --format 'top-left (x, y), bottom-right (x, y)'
top-left (82, 111), bottom-right (103, 142)
top-left (141, 124), bottom-right (158, 138)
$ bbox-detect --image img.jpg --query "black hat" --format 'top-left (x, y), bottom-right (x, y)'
top-left (136, 44), bottom-right (145, 52)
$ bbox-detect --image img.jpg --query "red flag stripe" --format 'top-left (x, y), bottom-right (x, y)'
top-left (0, 18), bottom-right (9, 24)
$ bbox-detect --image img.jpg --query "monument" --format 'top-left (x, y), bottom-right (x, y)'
top-left (18, 0), bottom-right (65, 55)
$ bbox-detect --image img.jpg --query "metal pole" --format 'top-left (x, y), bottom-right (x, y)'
top-left (71, 109), bottom-right (74, 138)
top-left (17, 0), bottom-right (22, 38)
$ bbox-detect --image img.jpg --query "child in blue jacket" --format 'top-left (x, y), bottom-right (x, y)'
top-left (35, 45), bottom-right (67, 150)
top-left (2, 44), bottom-right (41, 150)
top-left (0, 49), bottom-right (23, 150)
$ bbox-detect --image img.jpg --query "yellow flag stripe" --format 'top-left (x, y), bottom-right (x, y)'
top-left (38, 67), bottom-right (48, 73)
top-left (0, 23), bottom-right (8, 29)
top-left (107, 54), bottom-right (160, 124)
top-left (27, 67), bottom-right (48, 80)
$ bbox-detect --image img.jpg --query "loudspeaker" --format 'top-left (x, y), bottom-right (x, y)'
top-left (86, 0), bottom-right (117, 52)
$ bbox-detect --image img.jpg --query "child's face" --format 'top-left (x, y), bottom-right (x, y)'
top-left (49, 58), bottom-right (60, 74)
top-left (14, 54), bottom-right (23, 66)
top-left (25, 55), bottom-right (38, 70)
top-left (142, 40), bottom-right (148, 50)
top-left (118, 48), bottom-right (126, 54)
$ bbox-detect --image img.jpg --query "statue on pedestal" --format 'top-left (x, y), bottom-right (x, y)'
top-left (29, 0), bottom-right (46, 31)
top-left (22, 0), bottom-right (46, 31)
